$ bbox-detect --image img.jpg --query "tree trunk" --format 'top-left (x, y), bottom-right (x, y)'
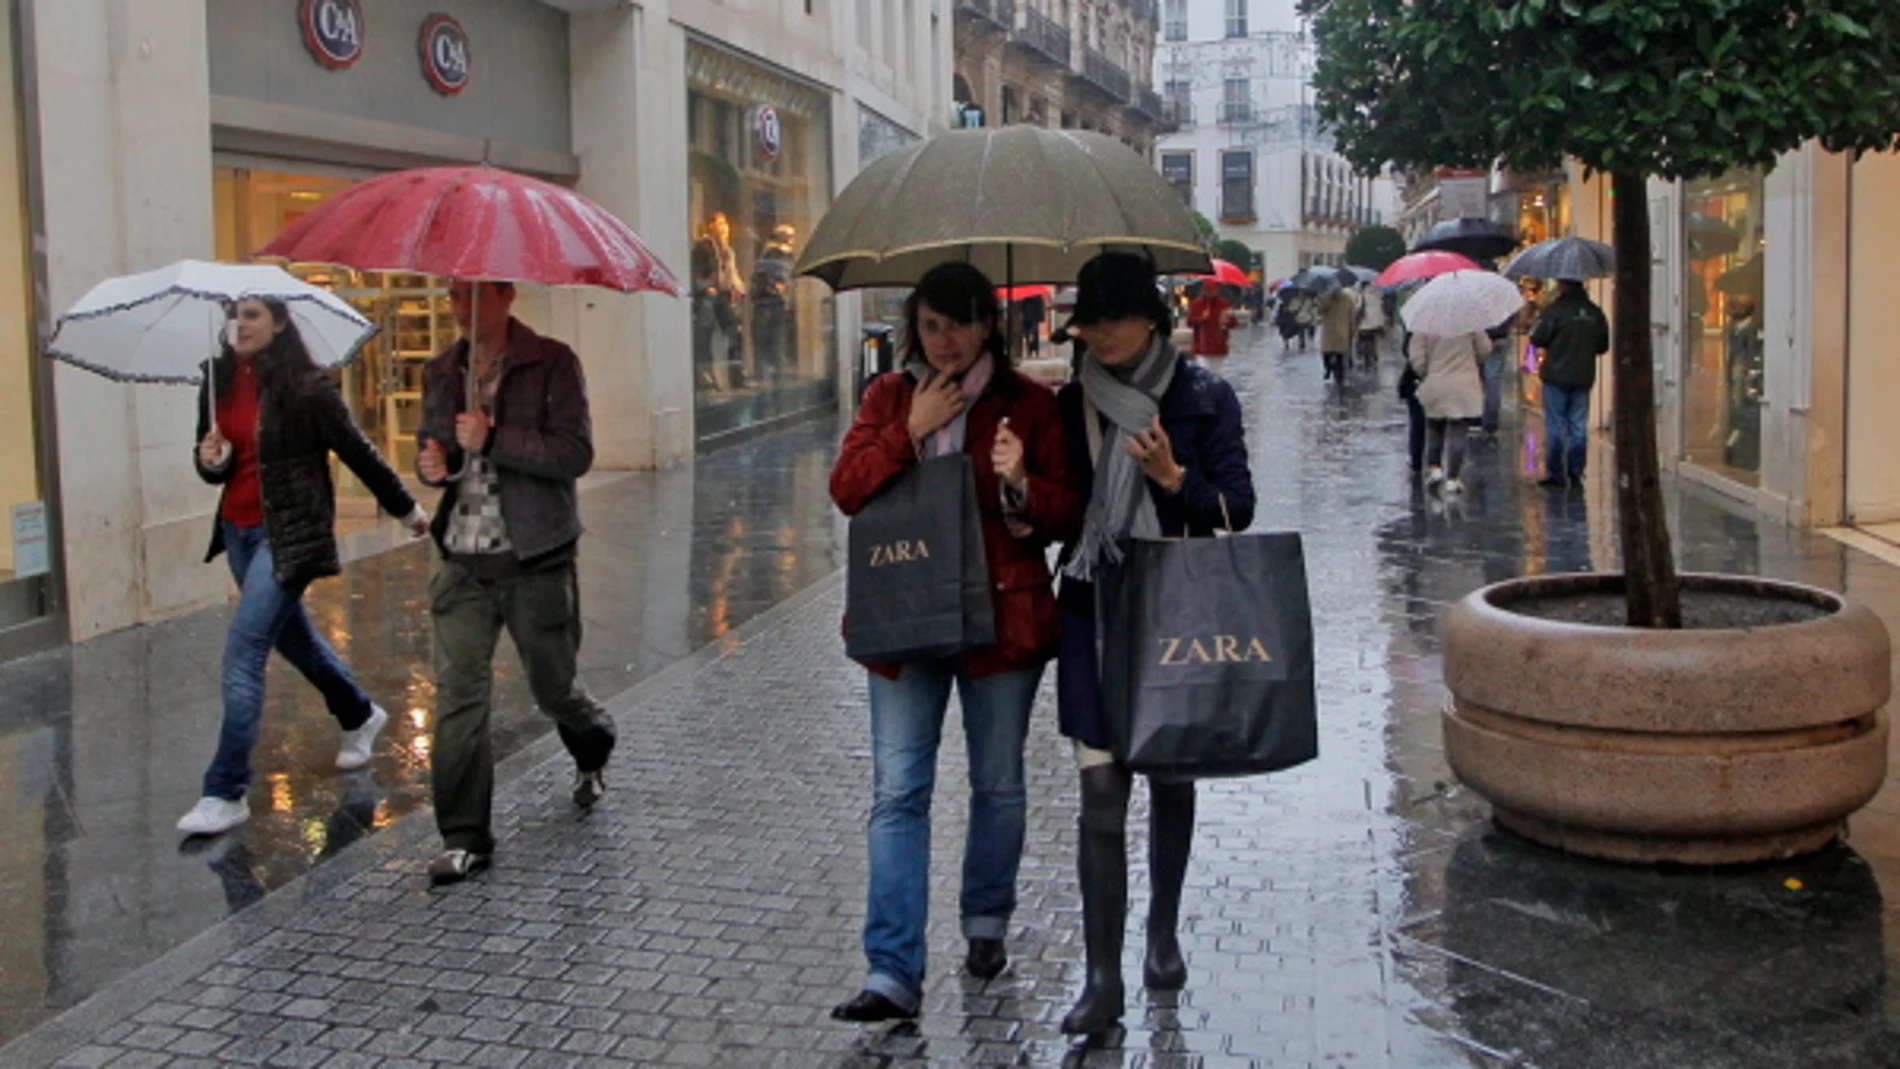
top-left (1610, 170), bottom-right (1682, 628)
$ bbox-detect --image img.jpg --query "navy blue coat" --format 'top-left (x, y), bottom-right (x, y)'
top-left (1054, 355), bottom-right (1257, 748)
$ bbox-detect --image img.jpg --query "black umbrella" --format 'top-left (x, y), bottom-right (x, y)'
top-left (1285, 265), bottom-right (1357, 295)
top-left (1414, 218), bottom-right (1519, 261)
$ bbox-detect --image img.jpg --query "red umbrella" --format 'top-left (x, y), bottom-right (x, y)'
top-left (996, 284), bottom-right (1055, 303)
top-left (255, 165), bottom-right (685, 296)
top-left (1375, 250), bottom-right (1479, 287)
top-left (1198, 258), bottom-right (1250, 286)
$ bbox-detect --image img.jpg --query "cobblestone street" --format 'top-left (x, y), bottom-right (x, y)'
top-left (8, 328), bottom-right (1900, 1067)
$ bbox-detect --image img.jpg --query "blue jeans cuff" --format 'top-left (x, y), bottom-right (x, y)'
top-left (863, 972), bottom-right (919, 1013)
top-left (962, 915), bottom-right (1008, 941)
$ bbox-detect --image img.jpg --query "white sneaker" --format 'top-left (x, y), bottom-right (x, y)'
top-left (336, 704), bottom-right (390, 771)
top-left (177, 796), bottom-right (250, 836)
top-left (1443, 478), bottom-right (1466, 495)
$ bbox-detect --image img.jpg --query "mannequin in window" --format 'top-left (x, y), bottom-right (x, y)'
top-left (691, 211), bottom-right (747, 392)
top-left (751, 223), bottom-right (798, 383)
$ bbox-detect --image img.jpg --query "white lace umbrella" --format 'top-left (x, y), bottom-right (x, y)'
top-left (1400, 270), bottom-right (1525, 336)
top-left (47, 260), bottom-right (375, 386)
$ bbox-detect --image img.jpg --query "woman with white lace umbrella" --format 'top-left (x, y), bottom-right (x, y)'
top-left (48, 259), bottom-right (428, 839)
top-left (1402, 270), bottom-right (1525, 496)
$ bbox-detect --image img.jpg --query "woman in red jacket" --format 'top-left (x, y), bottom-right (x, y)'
top-left (1187, 282), bottom-right (1233, 359)
top-left (828, 263), bottom-right (1081, 1023)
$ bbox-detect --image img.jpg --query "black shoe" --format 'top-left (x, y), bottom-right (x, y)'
top-left (965, 938), bottom-right (1007, 980)
top-left (1144, 932), bottom-right (1188, 991)
top-left (1537, 477), bottom-right (1568, 488)
top-left (427, 848), bottom-right (491, 886)
top-left (830, 990), bottom-right (917, 1023)
top-left (1570, 475), bottom-right (1586, 489)
top-left (572, 767), bottom-right (607, 808)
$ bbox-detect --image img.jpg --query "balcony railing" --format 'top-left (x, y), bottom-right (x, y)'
top-left (1081, 48), bottom-right (1132, 101)
top-left (1132, 88), bottom-right (1164, 120)
top-left (1219, 102), bottom-right (1254, 124)
top-left (1161, 98), bottom-right (1193, 127)
top-left (957, 0), bottom-right (1014, 29)
top-left (1017, 8), bottom-right (1072, 68)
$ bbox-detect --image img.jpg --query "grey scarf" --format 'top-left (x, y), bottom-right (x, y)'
top-left (1063, 335), bottom-right (1178, 582)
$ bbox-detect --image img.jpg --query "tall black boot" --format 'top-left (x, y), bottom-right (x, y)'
top-left (1061, 764), bottom-right (1131, 1035)
top-left (1144, 779), bottom-right (1196, 990)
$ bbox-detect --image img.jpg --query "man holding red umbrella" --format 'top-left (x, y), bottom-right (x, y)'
top-left (415, 280), bottom-right (618, 884)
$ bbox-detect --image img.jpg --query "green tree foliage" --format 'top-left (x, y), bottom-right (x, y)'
top-left (1215, 239), bottom-right (1258, 271)
top-left (1344, 225), bottom-right (1407, 271)
top-left (1301, 0), bottom-right (1900, 627)
top-left (1192, 211), bottom-right (1219, 252)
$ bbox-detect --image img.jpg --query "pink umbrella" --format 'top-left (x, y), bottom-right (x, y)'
top-left (1375, 250), bottom-right (1480, 287)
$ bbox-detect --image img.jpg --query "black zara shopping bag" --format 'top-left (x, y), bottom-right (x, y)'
top-left (845, 454), bottom-right (997, 661)
top-left (1097, 532), bottom-right (1317, 778)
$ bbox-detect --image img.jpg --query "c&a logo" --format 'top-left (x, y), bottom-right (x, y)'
top-left (1157, 635), bottom-right (1274, 666)
top-left (300, 0), bottom-right (364, 71)
top-left (420, 14), bottom-right (472, 96)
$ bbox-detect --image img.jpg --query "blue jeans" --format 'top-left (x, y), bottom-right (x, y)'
top-left (861, 661), bottom-right (1042, 1012)
top-left (203, 523), bottom-right (372, 800)
top-left (1543, 383), bottom-right (1592, 481)
top-left (1480, 340), bottom-right (1508, 433)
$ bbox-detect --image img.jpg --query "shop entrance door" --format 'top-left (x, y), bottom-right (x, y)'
top-left (213, 165), bottom-right (457, 509)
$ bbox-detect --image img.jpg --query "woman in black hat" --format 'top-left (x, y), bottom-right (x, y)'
top-left (1052, 251), bottom-right (1256, 1035)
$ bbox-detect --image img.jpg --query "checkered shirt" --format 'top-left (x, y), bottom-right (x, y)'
top-left (444, 359), bottom-right (515, 557)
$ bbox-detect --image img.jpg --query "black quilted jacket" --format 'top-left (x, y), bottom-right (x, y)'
top-left (194, 367), bottom-right (418, 590)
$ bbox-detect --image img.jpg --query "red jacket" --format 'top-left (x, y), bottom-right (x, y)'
top-left (1189, 295), bottom-right (1233, 356)
top-left (831, 368), bottom-right (1082, 680)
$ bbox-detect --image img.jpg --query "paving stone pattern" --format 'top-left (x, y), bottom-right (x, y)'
top-left (14, 338), bottom-right (1900, 1068)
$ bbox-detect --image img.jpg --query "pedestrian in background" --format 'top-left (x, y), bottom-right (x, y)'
top-left (1186, 282), bottom-right (1232, 362)
top-left (1530, 279), bottom-right (1610, 487)
top-left (1318, 285), bottom-right (1358, 382)
top-left (1409, 330), bottom-right (1489, 495)
top-left (1356, 282), bottom-right (1388, 367)
top-left (1052, 252), bottom-right (1257, 1036)
top-left (416, 280), bottom-right (618, 885)
top-left (177, 298), bottom-right (428, 837)
top-left (827, 262), bottom-right (1081, 1024)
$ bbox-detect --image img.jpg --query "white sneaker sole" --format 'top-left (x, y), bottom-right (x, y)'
top-left (177, 807), bottom-right (250, 836)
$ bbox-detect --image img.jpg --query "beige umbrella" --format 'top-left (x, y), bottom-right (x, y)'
top-left (796, 127), bottom-right (1211, 290)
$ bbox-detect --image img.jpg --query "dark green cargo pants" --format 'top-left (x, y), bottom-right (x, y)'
top-left (430, 557), bottom-right (617, 854)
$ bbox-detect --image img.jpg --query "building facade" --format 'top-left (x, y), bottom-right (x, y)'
top-left (1150, 0), bottom-right (1392, 281)
top-left (1539, 147), bottom-right (1900, 542)
top-left (951, 0), bottom-right (1164, 156)
top-left (0, 0), bottom-right (948, 658)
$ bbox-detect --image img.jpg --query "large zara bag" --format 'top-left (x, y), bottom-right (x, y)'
top-left (844, 454), bottom-right (997, 662)
top-left (1096, 530), bottom-right (1317, 778)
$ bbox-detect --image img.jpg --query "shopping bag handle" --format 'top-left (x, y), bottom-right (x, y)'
top-left (1216, 493), bottom-right (1234, 538)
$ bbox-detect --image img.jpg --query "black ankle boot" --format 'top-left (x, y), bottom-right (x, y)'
top-left (1143, 779), bottom-right (1196, 991)
top-left (1062, 766), bottom-right (1131, 1036)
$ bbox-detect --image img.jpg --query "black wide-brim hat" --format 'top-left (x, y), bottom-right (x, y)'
top-left (1069, 251), bottom-right (1168, 326)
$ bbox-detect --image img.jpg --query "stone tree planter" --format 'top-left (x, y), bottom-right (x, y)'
top-left (1442, 573), bottom-right (1891, 864)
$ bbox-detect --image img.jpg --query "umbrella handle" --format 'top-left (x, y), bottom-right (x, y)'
top-left (206, 330), bottom-right (218, 437)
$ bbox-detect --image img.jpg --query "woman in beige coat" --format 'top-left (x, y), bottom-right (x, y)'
top-left (1407, 331), bottom-right (1488, 493)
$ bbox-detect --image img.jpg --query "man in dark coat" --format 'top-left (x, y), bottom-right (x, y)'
top-left (415, 281), bottom-right (618, 884)
top-left (1530, 280), bottom-right (1610, 487)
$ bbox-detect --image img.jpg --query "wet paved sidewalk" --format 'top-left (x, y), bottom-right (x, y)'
top-left (10, 330), bottom-right (1900, 1067)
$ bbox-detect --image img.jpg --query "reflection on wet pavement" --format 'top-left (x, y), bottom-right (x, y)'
top-left (0, 421), bottom-right (845, 1046)
top-left (8, 328), bottom-right (1900, 1066)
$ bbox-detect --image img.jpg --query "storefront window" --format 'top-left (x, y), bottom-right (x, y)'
top-left (0, 3), bottom-right (51, 637)
top-left (688, 42), bottom-right (835, 446)
top-left (1682, 167), bottom-right (1766, 486)
top-left (856, 107), bottom-right (919, 385)
top-left (214, 167), bottom-right (455, 488)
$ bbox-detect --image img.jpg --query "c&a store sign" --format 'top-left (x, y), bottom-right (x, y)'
top-left (299, 0), bottom-right (364, 70)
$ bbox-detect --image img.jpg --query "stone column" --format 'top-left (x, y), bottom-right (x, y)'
top-left (39, 0), bottom-right (218, 638)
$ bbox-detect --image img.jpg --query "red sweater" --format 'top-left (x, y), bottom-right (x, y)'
top-left (216, 357), bottom-right (264, 527)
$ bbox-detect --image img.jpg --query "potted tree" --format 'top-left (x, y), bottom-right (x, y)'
top-left (1301, 0), bottom-right (1900, 862)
